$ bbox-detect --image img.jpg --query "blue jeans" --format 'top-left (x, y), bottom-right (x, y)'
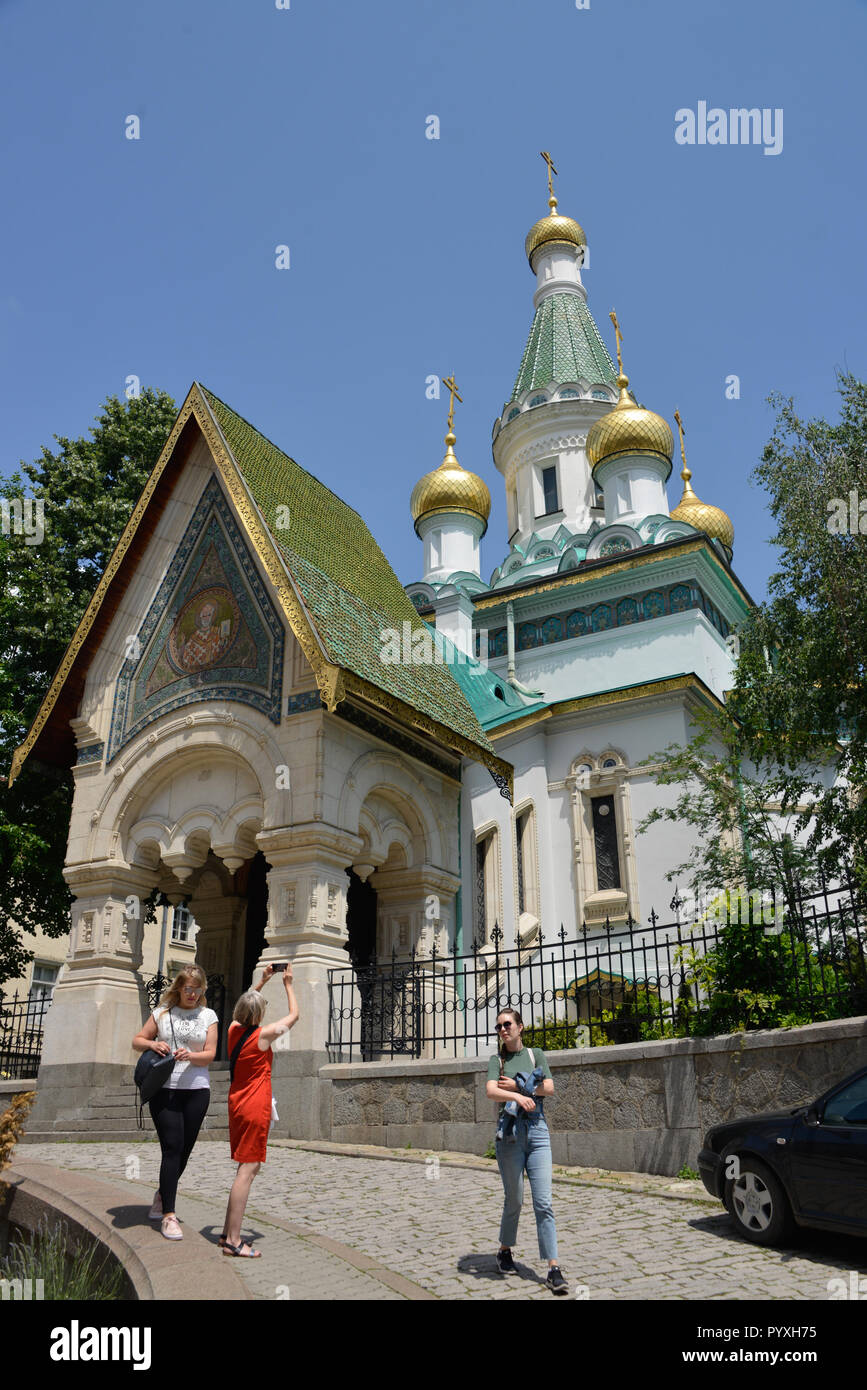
top-left (496, 1113), bottom-right (558, 1261)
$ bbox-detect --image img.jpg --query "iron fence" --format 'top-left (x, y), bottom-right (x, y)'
top-left (0, 992), bottom-right (51, 1081)
top-left (326, 875), bottom-right (867, 1061)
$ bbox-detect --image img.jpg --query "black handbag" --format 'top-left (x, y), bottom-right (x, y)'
top-left (134, 1010), bottom-right (177, 1129)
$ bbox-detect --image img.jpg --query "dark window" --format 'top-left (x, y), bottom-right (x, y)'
top-left (516, 813), bottom-right (527, 914)
top-left (476, 839), bottom-right (487, 941)
top-left (542, 467), bottom-right (559, 514)
top-left (592, 796), bottom-right (621, 891)
top-left (171, 904), bottom-right (192, 943)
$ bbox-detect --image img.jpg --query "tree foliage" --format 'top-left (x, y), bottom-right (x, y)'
top-left (728, 372), bottom-right (867, 888)
top-left (0, 389), bottom-right (177, 986)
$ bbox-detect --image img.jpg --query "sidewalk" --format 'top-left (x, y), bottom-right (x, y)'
top-left (6, 1154), bottom-right (431, 1301)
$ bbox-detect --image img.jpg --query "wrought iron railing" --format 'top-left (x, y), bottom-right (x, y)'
top-left (0, 993), bottom-right (51, 1081)
top-left (326, 875), bottom-right (867, 1061)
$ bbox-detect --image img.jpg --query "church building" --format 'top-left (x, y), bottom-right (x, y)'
top-left (10, 163), bottom-right (747, 1129)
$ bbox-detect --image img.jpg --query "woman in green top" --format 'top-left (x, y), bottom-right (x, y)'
top-left (486, 1007), bottom-right (568, 1293)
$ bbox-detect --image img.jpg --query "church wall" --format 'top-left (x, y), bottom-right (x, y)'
top-left (495, 609), bottom-right (735, 709)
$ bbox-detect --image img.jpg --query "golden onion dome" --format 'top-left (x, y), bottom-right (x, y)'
top-left (586, 374), bottom-right (674, 475)
top-left (671, 468), bottom-right (734, 553)
top-left (410, 432), bottom-right (491, 537)
top-left (525, 195), bottom-right (587, 266)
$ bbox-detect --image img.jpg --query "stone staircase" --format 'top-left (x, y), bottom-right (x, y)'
top-left (22, 1068), bottom-right (233, 1144)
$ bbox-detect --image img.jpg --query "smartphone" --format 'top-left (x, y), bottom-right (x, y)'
top-left (269, 963), bottom-right (287, 974)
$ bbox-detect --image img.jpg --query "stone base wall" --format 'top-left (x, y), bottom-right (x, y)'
top-left (14, 1018), bottom-right (867, 1176)
top-left (318, 1016), bottom-right (867, 1175)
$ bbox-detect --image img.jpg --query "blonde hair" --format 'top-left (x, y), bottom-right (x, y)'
top-left (232, 990), bottom-right (267, 1028)
top-left (159, 965), bottom-right (208, 1013)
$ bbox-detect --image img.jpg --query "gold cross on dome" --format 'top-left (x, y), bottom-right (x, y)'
top-left (673, 409), bottom-right (688, 469)
top-left (609, 309), bottom-right (624, 375)
top-left (540, 150), bottom-right (558, 200)
top-left (442, 375), bottom-right (463, 434)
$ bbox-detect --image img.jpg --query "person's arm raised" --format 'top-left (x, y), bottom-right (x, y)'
top-left (258, 966), bottom-right (299, 1049)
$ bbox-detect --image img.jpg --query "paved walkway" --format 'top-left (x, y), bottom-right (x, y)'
top-left (20, 1140), bottom-right (867, 1300)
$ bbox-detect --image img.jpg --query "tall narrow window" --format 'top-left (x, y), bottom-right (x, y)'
top-left (592, 796), bottom-right (621, 890)
top-left (542, 466), bottom-right (559, 514)
top-left (475, 831), bottom-right (499, 944)
top-left (516, 813), bottom-right (527, 914)
top-left (27, 963), bottom-right (58, 1026)
top-left (171, 904), bottom-right (193, 943)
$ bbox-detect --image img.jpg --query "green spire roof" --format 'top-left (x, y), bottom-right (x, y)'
top-left (511, 293), bottom-right (616, 402)
top-left (200, 387), bottom-right (500, 762)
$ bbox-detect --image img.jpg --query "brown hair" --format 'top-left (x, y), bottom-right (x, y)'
top-left (496, 1007), bottom-right (524, 1072)
top-left (158, 965), bottom-right (208, 1014)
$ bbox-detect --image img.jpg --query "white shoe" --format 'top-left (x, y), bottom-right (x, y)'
top-left (148, 1191), bottom-right (163, 1221)
top-left (161, 1215), bottom-right (183, 1240)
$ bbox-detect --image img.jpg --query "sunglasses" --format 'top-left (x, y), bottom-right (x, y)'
top-left (495, 1022), bottom-right (515, 1032)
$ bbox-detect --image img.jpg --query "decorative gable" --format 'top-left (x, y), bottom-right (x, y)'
top-left (107, 474), bottom-right (284, 760)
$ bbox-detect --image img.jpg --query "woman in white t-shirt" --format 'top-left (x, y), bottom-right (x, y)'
top-left (132, 965), bottom-right (218, 1240)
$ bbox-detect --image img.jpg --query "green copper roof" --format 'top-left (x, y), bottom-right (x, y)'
top-left (199, 386), bottom-right (498, 759)
top-left (511, 293), bottom-right (616, 402)
top-left (428, 629), bottom-right (548, 733)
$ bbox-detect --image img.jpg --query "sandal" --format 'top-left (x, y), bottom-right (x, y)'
top-left (222, 1240), bottom-right (261, 1258)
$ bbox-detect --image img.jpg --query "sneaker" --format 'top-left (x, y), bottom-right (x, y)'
top-left (496, 1248), bottom-right (518, 1275)
top-left (160, 1215), bottom-right (183, 1241)
top-left (546, 1264), bottom-right (568, 1295)
top-left (148, 1191), bottom-right (163, 1221)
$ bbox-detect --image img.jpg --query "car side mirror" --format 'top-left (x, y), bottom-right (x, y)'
top-left (806, 1106), bottom-right (821, 1126)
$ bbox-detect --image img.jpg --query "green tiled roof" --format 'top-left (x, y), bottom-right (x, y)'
top-left (428, 628), bottom-right (548, 733)
top-left (511, 293), bottom-right (616, 402)
top-left (199, 386), bottom-right (498, 759)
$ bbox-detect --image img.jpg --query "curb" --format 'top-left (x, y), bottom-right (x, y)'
top-left (267, 1138), bottom-right (719, 1207)
top-left (4, 1161), bottom-right (251, 1301)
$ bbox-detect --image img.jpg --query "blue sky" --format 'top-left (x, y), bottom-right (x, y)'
top-left (1, 0), bottom-right (864, 604)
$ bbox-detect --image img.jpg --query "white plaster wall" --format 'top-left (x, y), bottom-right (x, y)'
top-left (488, 611), bottom-right (735, 707)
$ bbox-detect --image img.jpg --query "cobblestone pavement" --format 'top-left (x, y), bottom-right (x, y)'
top-left (22, 1141), bottom-right (867, 1300)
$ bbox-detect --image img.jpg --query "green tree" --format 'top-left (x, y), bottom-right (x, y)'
top-left (0, 388), bottom-right (177, 987)
top-left (728, 372), bottom-right (867, 890)
top-left (636, 702), bottom-right (815, 914)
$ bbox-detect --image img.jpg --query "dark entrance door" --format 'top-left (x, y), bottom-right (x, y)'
top-left (240, 850), bottom-right (270, 995)
top-left (345, 870), bottom-right (379, 1060)
top-left (345, 870), bottom-right (377, 970)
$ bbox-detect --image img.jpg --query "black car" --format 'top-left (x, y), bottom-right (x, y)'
top-left (698, 1064), bottom-right (867, 1245)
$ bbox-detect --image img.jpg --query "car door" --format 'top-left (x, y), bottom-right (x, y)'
top-left (787, 1072), bottom-right (867, 1230)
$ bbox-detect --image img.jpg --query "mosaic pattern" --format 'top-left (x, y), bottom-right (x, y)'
top-left (108, 475), bottom-right (284, 761)
top-left (287, 690), bottom-right (323, 715)
top-left (599, 537), bottom-right (632, 557)
top-left (486, 583), bottom-right (729, 657)
top-left (75, 742), bottom-right (104, 766)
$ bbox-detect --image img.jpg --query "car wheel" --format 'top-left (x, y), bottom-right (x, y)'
top-left (725, 1156), bottom-right (794, 1246)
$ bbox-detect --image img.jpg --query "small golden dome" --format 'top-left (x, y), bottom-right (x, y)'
top-left (586, 374), bottom-right (674, 474)
top-left (525, 195), bottom-right (587, 266)
top-left (410, 432), bottom-right (491, 537)
top-left (671, 468), bottom-right (734, 553)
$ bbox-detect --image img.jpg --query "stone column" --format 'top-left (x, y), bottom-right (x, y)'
top-left (31, 862), bottom-right (158, 1133)
top-left (252, 825), bottom-right (363, 1143)
top-left (371, 865), bottom-right (460, 1058)
top-left (256, 825), bottom-right (363, 1054)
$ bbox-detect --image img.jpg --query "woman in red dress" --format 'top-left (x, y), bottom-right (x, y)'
top-left (221, 963), bottom-right (299, 1257)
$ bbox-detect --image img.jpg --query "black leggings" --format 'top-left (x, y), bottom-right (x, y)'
top-left (149, 1088), bottom-right (210, 1213)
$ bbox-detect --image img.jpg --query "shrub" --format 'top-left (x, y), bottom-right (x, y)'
top-left (523, 1016), bottom-right (578, 1052)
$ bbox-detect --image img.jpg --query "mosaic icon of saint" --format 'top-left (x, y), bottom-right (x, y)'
top-left (178, 600), bottom-right (231, 672)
